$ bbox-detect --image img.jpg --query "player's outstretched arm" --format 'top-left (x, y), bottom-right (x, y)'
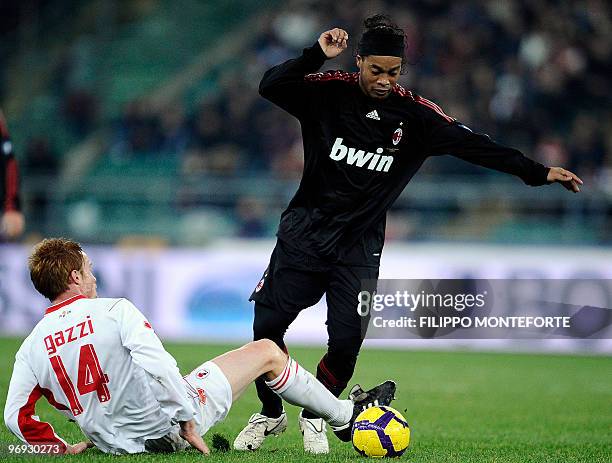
top-left (546, 167), bottom-right (583, 193)
top-left (425, 115), bottom-right (577, 188)
top-left (317, 28), bottom-right (349, 59)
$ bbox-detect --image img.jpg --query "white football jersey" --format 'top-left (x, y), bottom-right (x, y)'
top-left (4, 295), bottom-right (196, 454)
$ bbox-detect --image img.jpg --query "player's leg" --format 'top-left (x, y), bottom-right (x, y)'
top-left (211, 339), bottom-right (353, 426)
top-left (214, 338), bottom-right (396, 441)
top-left (234, 267), bottom-right (324, 453)
top-left (251, 294), bottom-right (326, 419)
top-left (303, 265), bottom-right (375, 411)
top-left (170, 337), bottom-right (395, 453)
top-left (210, 339), bottom-right (283, 401)
top-left (252, 301), bottom-right (295, 418)
top-left (237, 241), bottom-right (329, 450)
top-left (181, 340), bottom-right (295, 446)
top-left (308, 264), bottom-right (379, 440)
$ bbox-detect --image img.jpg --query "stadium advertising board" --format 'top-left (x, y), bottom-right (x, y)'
top-left (1, 241), bottom-right (610, 352)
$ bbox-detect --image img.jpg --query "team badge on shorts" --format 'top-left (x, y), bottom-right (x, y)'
top-left (392, 128), bottom-right (403, 145)
top-left (196, 388), bottom-right (207, 404)
top-left (196, 369), bottom-right (209, 379)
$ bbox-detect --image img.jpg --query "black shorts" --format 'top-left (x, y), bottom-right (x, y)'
top-left (250, 239), bottom-right (379, 340)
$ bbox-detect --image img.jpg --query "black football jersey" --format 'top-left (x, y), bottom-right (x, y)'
top-left (0, 121), bottom-right (20, 213)
top-left (259, 43), bottom-right (549, 265)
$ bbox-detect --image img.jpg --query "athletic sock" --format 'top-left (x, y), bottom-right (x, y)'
top-left (302, 356), bottom-right (348, 419)
top-left (265, 357), bottom-right (352, 427)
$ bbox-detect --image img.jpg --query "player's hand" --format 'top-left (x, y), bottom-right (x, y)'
top-left (546, 167), bottom-right (583, 193)
top-left (318, 28), bottom-right (348, 59)
top-left (1, 210), bottom-right (24, 239)
top-left (64, 441), bottom-right (92, 454)
top-left (180, 419), bottom-right (210, 455)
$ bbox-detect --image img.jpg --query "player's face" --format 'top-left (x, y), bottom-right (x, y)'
top-left (357, 55), bottom-right (402, 99)
top-left (78, 253), bottom-right (97, 298)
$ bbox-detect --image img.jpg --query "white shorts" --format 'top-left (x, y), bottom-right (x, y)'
top-left (183, 360), bottom-right (233, 436)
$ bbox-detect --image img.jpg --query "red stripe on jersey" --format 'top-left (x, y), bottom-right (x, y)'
top-left (419, 97), bottom-right (445, 115)
top-left (415, 95), bottom-right (455, 123)
top-left (391, 85), bottom-right (455, 123)
top-left (45, 295), bottom-right (87, 315)
top-left (391, 83), bottom-right (414, 99)
top-left (304, 71), bottom-right (454, 124)
top-left (4, 157), bottom-right (19, 211)
top-left (305, 70), bottom-right (359, 84)
top-left (17, 386), bottom-right (67, 453)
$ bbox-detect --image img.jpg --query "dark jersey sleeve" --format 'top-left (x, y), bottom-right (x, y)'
top-left (259, 42), bottom-right (328, 119)
top-left (0, 112), bottom-right (21, 212)
top-left (425, 110), bottom-right (550, 186)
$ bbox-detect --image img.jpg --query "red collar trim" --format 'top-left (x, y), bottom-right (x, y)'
top-left (45, 295), bottom-right (86, 315)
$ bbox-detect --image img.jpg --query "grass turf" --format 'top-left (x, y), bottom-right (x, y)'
top-left (0, 337), bottom-right (610, 462)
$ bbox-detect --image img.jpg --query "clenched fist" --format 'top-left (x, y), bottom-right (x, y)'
top-left (318, 28), bottom-right (349, 59)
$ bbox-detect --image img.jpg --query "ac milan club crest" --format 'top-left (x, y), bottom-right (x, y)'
top-left (255, 272), bottom-right (267, 292)
top-left (392, 128), bottom-right (403, 145)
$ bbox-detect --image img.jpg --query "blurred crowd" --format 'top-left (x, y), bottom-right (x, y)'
top-left (4, 0), bottom-right (611, 241)
top-left (106, 0), bottom-right (611, 182)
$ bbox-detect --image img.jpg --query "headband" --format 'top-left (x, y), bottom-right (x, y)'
top-left (357, 29), bottom-right (405, 57)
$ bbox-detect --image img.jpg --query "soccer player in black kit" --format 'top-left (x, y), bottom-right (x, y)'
top-left (234, 16), bottom-right (582, 454)
top-left (0, 109), bottom-right (24, 240)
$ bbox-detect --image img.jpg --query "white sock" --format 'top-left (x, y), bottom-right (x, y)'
top-left (265, 357), bottom-right (352, 427)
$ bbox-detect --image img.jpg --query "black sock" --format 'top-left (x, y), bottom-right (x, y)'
top-left (255, 375), bottom-right (284, 418)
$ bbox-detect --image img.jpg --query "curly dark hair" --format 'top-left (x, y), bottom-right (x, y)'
top-left (362, 14), bottom-right (403, 34)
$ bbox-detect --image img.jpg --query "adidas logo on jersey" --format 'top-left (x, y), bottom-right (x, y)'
top-left (329, 138), bottom-right (393, 172)
top-left (365, 110), bottom-right (380, 120)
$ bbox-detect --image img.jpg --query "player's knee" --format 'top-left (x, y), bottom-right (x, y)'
top-left (250, 339), bottom-right (286, 370)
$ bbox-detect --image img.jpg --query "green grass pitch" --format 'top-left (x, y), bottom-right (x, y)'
top-left (1, 337), bottom-right (610, 462)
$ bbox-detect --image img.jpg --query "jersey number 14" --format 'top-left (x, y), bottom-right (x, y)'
top-left (49, 344), bottom-right (110, 416)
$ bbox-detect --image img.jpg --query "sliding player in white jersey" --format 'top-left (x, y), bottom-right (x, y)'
top-left (4, 238), bottom-right (396, 455)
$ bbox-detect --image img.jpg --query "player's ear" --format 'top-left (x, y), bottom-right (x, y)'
top-left (356, 55), bottom-right (363, 70)
top-left (70, 269), bottom-right (81, 284)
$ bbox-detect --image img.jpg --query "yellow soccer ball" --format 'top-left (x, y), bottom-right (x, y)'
top-left (352, 406), bottom-right (410, 458)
